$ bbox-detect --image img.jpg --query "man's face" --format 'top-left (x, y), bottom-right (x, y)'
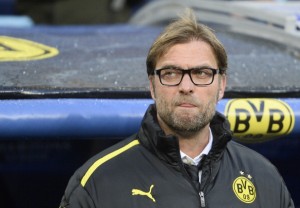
top-left (149, 40), bottom-right (226, 137)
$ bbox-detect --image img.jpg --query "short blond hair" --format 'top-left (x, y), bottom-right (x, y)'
top-left (146, 9), bottom-right (227, 75)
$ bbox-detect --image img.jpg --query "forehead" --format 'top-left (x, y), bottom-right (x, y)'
top-left (157, 40), bottom-right (218, 68)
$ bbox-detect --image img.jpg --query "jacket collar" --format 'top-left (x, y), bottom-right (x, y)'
top-left (137, 104), bottom-right (232, 167)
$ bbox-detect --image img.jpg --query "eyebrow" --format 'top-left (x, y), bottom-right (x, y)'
top-left (157, 64), bottom-right (179, 69)
top-left (157, 64), bottom-right (216, 70)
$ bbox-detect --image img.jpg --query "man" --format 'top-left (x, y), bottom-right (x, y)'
top-left (59, 10), bottom-right (294, 208)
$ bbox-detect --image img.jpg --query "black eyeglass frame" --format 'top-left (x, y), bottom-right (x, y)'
top-left (154, 67), bottom-right (224, 86)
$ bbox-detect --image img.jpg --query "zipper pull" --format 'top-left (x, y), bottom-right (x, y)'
top-left (199, 191), bottom-right (206, 207)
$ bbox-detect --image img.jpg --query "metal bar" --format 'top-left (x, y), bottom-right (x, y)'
top-left (0, 98), bottom-right (299, 143)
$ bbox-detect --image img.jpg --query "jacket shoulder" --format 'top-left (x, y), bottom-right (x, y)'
top-left (225, 141), bottom-right (280, 176)
top-left (61, 134), bottom-right (140, 204)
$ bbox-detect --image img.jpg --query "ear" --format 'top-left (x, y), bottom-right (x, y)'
top-left (149, 76), bottom-right (156, 100)
top-left (218, 74), bottom-right (227, 101)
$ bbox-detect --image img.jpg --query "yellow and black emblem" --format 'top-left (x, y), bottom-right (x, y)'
top-left (232, 171), bottom-right (256, 203)
top-left (225, 98), bottom-right (295, 142)
top-left (0, 36), bottom-right (59, 61)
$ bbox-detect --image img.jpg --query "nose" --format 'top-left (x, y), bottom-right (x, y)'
top-left (178, 73), bottom-right (194, 93)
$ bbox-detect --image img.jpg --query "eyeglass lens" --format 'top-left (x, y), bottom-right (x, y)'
top-left (158, 68), bottom-right (216, 86)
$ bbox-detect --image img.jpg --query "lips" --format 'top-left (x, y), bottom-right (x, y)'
top-left (176, 100), bottom-right (199, 108)
top-left (178, 103), bottom-right (197, 108)
top-left (174, 97), bottom-right (199, 108)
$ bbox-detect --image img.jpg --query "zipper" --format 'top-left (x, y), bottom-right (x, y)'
top-left (199, 161), bottom-right (213, 208)
top-left (180, 161), bottom-right (205, 206)
top-left (199, 191), bottom-right (206, 207)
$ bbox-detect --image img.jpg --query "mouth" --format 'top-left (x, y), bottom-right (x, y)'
top-left (177, 102), bottom-right (197, 108)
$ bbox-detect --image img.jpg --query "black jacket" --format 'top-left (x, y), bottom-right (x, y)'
top-left (60, 104), bottom-right (294, 208)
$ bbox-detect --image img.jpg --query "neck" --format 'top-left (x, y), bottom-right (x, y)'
top-left (178, 126), bottom-right (210, 159)
top-left (159, 118), bottom-right (210, 159)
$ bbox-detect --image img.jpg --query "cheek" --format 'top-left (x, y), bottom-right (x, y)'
top-left (154, 87), bottom-right (174, 104)
top-left (197, 88), bottom-right (219, 103)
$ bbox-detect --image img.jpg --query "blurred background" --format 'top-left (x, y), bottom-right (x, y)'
top-left (0, 0), bottom-right (150, 25)
top-left (0, 0), bottom-right (300, 208)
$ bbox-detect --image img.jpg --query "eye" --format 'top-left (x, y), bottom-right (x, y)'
top-left (161, 68), bottom-right (181, 78)
top-left (192, 68), bottom-right (213, 78)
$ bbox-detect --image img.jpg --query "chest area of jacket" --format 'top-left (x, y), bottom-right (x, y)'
top-left (85, 147), bottom-right (202, 207)
top-left (205, 151), bottom-right (282, 208)
top-left (85, 145), bottom-right (276, 208)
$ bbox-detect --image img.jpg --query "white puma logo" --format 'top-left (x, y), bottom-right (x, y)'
top-left (132, 184), bottom-right (156, 202)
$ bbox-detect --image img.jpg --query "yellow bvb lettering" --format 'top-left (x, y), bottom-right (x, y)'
top-left (225, 98), bottom-right (295, 143)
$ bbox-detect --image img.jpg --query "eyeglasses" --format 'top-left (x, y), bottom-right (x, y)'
top-left (154, 66), bottom-right (222, 86)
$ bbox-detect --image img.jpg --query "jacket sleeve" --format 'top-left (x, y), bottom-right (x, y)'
top-left (59, 184), bottom-right (96, 208)
top-left (59, 171), bottom-right (96, 208)
top-left (280, 179), bottom-right (295, 208)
